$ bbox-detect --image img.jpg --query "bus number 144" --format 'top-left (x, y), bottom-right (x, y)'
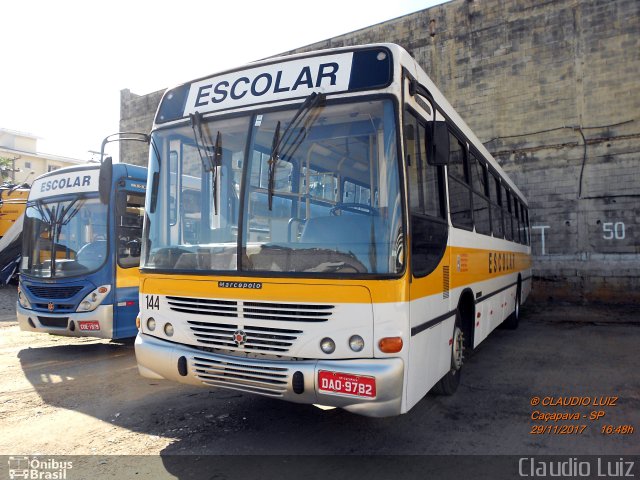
top-left (146, 295), bottom-right (159, 310)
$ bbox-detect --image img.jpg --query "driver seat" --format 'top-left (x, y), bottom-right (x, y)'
top-left (300, 215), bottom-right (381, 270)
top-left (300, 216), bottom-right (359, 244)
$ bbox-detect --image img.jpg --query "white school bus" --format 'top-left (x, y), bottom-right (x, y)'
top-left (135, 43), bottom-right (532, 417)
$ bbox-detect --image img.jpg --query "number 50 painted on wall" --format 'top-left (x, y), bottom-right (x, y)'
top-left (602, 221), bottom-right (625, 240)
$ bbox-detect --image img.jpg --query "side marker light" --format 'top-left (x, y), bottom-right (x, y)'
top-left (378, 337), bottom-right (403, 353)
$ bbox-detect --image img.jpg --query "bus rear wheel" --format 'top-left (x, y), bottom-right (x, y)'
top-left (502, 284), bottom-right (521, 330)
top-left (433, 311), bottom-right (464, 395)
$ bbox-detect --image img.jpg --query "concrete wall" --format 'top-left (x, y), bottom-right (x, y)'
top-left (119, 89), bottom-right (164, 167)
top-left (120, 0), bottom-right (640, 304)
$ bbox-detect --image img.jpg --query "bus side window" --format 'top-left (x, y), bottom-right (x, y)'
top-left (519, 201), bottom-right (527, 245)
top-left (489, 173), bottom-right (504, 239)
top-left (503, 187), bottom-right (514, 241)
top-left (526, 208), bottom-right (531, 245)
top-left (343, 180), bottom-right (371, 206)
top-left (511, 194), bottom-right (519, 243)
top-left (447, 132), bottom-right (473, 230)
top-left (520, 204), bottom-right (530, 245)
top-left (404, 109), bottom-right (448, 278)
top-left (117, 192), bottom-right (145, 268)
top-left (169, 151), bottom-right (178, 225)
top-left (514, 198), bottom-right (522, 244)
top-left (469, 153), bottom-right (491, 235)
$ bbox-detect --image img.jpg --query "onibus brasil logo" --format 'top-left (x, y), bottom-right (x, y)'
top-left (8, 457), bottom-right (73, 479)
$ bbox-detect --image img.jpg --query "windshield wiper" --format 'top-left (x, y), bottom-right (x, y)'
top-left (41, 198), bottom-right (82, 276)
top-left (148, 137), bottom-right (162, 214)
top-left (212, 130), bottom-right (222, 215)
top-left (48, 204), bottom-right (60, 277)
top-left (190, 112), bottom-right (222, 215)
top-left (57, 198), bottom-right (81, 227)
top-left (267, 92), bottom-right (326, 210)
top-left (267, 121), bottom-right (281, 211)
top-left (55, 199), bottom-right (85, 250)
top-left (33, 201), bottom-right (53, 225)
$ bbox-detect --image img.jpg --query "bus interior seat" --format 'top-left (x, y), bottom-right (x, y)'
top-left (299, 214), bottom-right (383, 271)
top-left (300, 215), bottom-right (375, 243)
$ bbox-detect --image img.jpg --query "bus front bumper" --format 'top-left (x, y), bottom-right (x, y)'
top-left (17, 303), bottom-right (114, 339)
top-left (135, 333), bottom-right (404, 417)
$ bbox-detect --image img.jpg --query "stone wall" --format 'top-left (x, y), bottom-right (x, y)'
top-left (120, 0), bottom-right (640, 303)
top-left (119, 88), bottom-right (164, 167)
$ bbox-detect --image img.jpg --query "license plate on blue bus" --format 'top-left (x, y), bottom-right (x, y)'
top-left (78, 321), bottom-right (100, 331)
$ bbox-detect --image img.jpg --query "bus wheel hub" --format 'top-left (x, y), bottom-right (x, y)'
top-left (452, 327), bottom-right (464, 371)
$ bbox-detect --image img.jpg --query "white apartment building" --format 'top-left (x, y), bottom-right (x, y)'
top-left (0, 128), bottom-right (85, 185)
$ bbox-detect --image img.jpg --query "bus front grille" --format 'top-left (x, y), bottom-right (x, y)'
top-left (166, 296), bottom-right (238, 318)
top-left (191, 355), bottom-right (288, 396)
top-left (26, 285), bottom-right (83, 299)
top-left (35, 303), bottom-right (75, 313)
top-left (243, 301), bottom-right (333, 322)
top-left (168, 296), bottom-right (334, 354)
top-left (187, 321), bottom-right (302, 353)
top-left (167, 296), bottom-right (333, 322)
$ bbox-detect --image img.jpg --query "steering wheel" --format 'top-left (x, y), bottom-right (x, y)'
top-left (330, 203), bottom-right (378, 216)
top-left (76, 240), bottom-right (107, 264)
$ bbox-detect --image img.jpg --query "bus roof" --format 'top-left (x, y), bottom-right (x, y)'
top-left (153, 43), bottom-right (525, 204)
top-left (393, 46), bottom-right (527, 204)
top-left (28, 162), bottom-right (147, 202)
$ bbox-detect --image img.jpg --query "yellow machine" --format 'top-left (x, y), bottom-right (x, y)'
top-left (0, 186), bottom-right (29, 238)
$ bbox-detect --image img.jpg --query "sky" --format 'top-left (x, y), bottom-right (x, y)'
top-left (2, 0), bottom-right (445, 161)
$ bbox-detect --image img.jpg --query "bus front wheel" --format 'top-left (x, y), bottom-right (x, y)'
top-left (432, 310), bottom-right (464, 395)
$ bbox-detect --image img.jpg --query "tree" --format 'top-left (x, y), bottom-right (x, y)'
top-left (0, 157), bottom-right (15, 181)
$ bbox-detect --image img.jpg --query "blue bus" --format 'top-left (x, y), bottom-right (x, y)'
top-left (17, 161), bottom-right (146, 339)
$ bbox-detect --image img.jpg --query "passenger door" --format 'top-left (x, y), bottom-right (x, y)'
top-left (113, 186), bottom-right (145, 338)
top-left (403, 79), bottom-right (452, 407)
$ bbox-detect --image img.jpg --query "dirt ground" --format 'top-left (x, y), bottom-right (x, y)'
top-left (1, 283), bottom-right (638, 478)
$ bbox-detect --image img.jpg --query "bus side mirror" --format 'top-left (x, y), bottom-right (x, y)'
top-left (99, 157), bottom-right (113, 204)
top-left (427, 122), bottom-right (449, 166)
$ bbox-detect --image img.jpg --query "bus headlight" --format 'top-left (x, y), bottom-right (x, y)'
top-left (146, 317), bottom-right (156, 331)
top-left (164, 323), bottom-right (174, 337)
top-left (76, 285), bottom-right (111, 312)
top-left (320, 337), bottom-right (336, 354)
top-left (18, 286), bottom-right (32, 309)
top-left (349, 335), bottom-right (365, 352)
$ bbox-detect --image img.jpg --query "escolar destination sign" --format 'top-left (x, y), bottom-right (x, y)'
top-left (183, 52), bottom-right (353, 116)
top-left (29, 169), bottom-right (100, 201)
top-left (155, 47), bottom-right (393, 123)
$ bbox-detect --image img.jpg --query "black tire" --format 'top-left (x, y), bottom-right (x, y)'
top-left (502, 284), bottom-right (521, 330)
top-left (432, 310), bottom-right (464, 395)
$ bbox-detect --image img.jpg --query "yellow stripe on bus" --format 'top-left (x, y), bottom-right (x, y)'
top-left (141, 276), bottom-right (384, 304)
top-left (409, 246), bottom-right (531, 301)
top-left (449, 246), bottom-right (531, 288)
top-left (116, 265), bottom-right (141, 289)
top-left (140, 246), bottom-right (530, 304)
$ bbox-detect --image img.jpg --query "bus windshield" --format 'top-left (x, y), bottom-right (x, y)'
top-left (21, 196), bottom-right (109, 278)
top-left (143, 98), bottom-right (403, 276)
